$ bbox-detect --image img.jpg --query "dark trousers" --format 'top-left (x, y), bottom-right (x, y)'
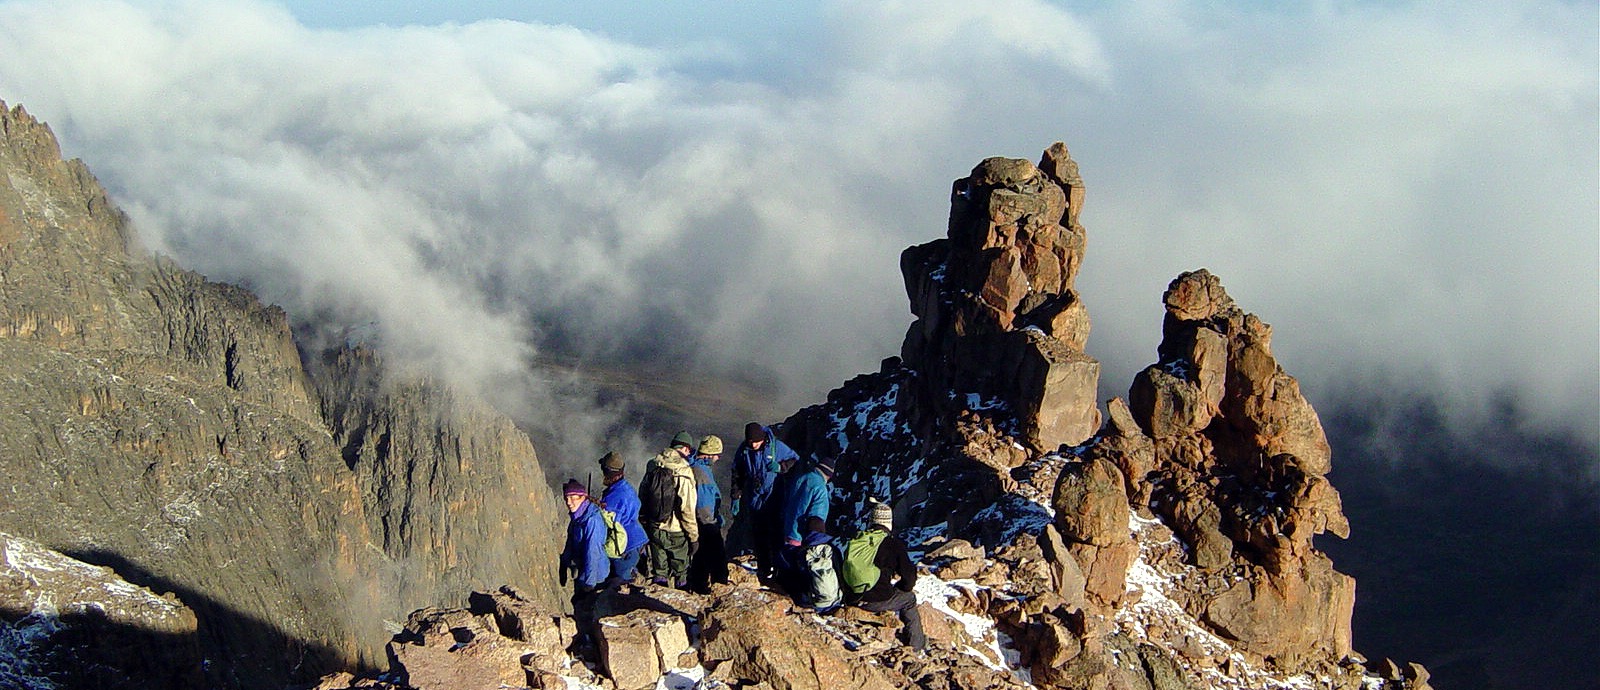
top-left (686, 524), bottom-right (728, 593)
top-left (752, 502), bottom-right (780, 580)
top-left (571, 583), bottom-right (600, 641)
top-left (860, 589), bottom-right (926, 651)
top-left (647, 526), bottom-right (691, 584)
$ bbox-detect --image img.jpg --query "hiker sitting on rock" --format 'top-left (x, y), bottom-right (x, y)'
top-left (559, 478), bottom-right (609, 638)
top-left (731, 422), bottom-right (799, 581)
top-left (787, 515), bottom-right (843, 612)
top-left (842, 501), bottom-right (925, 651)
top-left (686, 434), bottom-right (730, 594)
top-left (598, 452), bottom-right (648, 587)
top-left (639, 431), bottom-right (700, 589)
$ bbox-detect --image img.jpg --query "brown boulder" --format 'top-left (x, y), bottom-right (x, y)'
top-left (1016, 329), bottom-right (1101, 450)
top-left (388, 633), bottom-right (530, 690)
top-left (1052, 457), bottom-right (1130, 547)
top-left (1038, 524), bottom-right (1089, 611)
top-left (1128, 363), bottom-right (1211, 440)
top-left (1201, 555), bottom-right (1355, 668)
top-left (470, 586), bottom-right (569, 659)
top-left (597, 609), bottom-right (683, 689)
top-left (1162, 270), bottom-right (1236, 323)
top-left (1092, 398), bottom-right (1158, 507)
top-left (927, 538), bottom-right (987, 580)
top-left (1221, 315), bottom-right (1332, 475)
top-left (1069, 539), bottom-right (1138, 608)
top-left (700, 589), bottom-right (895, 690)
top-left (1038, 141), bottom-right (1086, 230)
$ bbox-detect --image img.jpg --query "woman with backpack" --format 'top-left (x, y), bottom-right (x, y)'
top-left (559, 478), bottom-right (610, 639)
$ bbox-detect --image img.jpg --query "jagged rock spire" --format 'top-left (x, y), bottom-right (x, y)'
top-left (899, 143), bottom-right (1099, 451)
top-left (1070, 268), bottom-right (1354, 670)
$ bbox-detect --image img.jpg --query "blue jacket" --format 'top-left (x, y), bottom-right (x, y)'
top-left (780, 468), bottom-right (830, 544)
top-left (602, 478), bottom-right (648, 552)
top-left (689, 454), bottom-right (723, 527)
top-left (732, 427), bottom-right (798, 512)
top-left (561, 501), bottom-right (610, 588)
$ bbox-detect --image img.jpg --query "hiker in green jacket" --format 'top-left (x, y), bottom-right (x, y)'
top-left (844, 501), bottom-right (925, 651)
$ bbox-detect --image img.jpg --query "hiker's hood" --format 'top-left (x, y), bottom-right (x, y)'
top-left (653, 447), bottom-right (691, 471)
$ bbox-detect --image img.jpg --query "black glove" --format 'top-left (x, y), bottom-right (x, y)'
top-left (559, 565), bottom-right (569, 586)
top-left (687, 540), bottom-right (699, 561)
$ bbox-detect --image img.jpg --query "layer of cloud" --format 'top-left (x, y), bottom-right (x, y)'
top-left (0, 0), bottom-right (1593, 463)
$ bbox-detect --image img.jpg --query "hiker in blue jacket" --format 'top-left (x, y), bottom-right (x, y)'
top-left (781, 456), bottom-right (835, 546)
top-left (598, 452), bottom-right (647, 587)
top-left (731, 422), bottom-right (799, 580)
top-left (686, 435), bottom-right (729, 593)
top-left (559, 478), bottom-right (609, 637)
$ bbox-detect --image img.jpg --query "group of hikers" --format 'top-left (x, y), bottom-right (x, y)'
top-left (558, 423), bottom-right (926, 652)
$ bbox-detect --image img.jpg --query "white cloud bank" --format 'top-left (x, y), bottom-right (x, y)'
top-left (0, 0), bottom-right (1594, 460)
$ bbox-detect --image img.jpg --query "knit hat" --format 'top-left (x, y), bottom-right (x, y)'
top-left (816, 456), bottom-right (837, 477)
top-left (744, 422), bottom-right (766, 444)
top-left (670, 430), bottom-right (695, 449)
top-left (698, 435), bottom-right (724, 455)
top-left (562, 478), bottom-right (587, 497)
top-left (598, 452), bottom-right (624, 474)
top-left (870, 501), bottom-right (893, 530)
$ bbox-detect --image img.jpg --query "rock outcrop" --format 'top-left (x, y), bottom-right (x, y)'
top-left (0, 100), bottom-right (565, 688)
top-left (1108, 269), bottom-right (1353, 669)
top-left (1, 532), bottom-right (202, 690)
top-left (773, 143), bottom-right (1427, 689)
top-left (899, 144), bottom-right (1101, 453)
top-left (782, 144), bottom-right (1103, 546)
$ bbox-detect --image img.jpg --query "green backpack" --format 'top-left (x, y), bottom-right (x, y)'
top-left (599, 506), bottom-right (628, 560)
top-left (841, 529), bottom-right (888, 595)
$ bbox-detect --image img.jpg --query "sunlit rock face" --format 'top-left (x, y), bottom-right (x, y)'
top-left (899, 143), bottom-right (1100, 454)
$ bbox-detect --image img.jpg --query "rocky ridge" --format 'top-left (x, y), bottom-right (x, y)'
top-left (0, 100), bottom-right (566, 689)
top-left (313, 144), bottom-right (1428, 690)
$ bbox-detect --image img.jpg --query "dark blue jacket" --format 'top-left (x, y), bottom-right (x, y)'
top-left (689, 454), bottom-right (723, 527)
top-left (780, 468), bottom-right (830, 544)
top-left (732, 427), bottom-right (798, 512)
top-left (602, 478), bottom-right (648, 552)
top-left (561, 501), bottom-right (610, 588)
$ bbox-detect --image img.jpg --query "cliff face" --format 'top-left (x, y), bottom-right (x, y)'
top-left (781, 144), bottom-right (1423, 688)
top-left (0, 101), bottom-right (564, 689)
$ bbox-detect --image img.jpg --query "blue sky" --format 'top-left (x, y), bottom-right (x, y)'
top-left (0, 0), bottom-right (1594, 466)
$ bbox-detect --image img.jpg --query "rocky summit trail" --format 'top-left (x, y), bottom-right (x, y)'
top-left (316, 146), bottom-right (1429, 690)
